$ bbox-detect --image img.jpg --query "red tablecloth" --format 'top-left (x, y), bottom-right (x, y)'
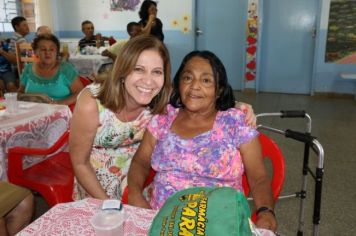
top-left (17, 198), bottom-right (157, 236)
top-left (0, 101), bottom-right (72, 181)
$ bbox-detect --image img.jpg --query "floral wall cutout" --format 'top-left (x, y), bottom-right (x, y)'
top-left (110, 0), bottom-right (142, 11)
top-left (245, 0), bottom-right (258, 81)
top-left (171, 14), bottom-right (191, 34)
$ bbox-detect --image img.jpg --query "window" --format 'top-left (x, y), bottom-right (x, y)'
top-left (0, 0), bottom-right (36, 32)
top-left (0, 0), bottom-right (19, 32)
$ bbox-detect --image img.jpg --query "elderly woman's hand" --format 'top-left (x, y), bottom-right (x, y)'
top-left (128, 193), bottom-right (151, 209)
top-left (255, 212), bottom-right (277, 232)
top-left (235, 102), bottom-right (256, 127)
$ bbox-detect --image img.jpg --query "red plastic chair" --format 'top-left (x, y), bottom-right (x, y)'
top-left (122, 133), bottom-right (285, 210)
top-left (7, 130), bottom-right (74, 207)
top-left (121, 168), bottom-right (156, 204)
top-left (68, 76), bottom-right (93, 112)
top-left (79, 76), bottom-right (92, 87)
top-left (242, 133), bottom-right (285, 221)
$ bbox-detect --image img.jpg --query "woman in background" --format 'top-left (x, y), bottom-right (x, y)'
top-left (18, 34), bottom-right (83, 105)
top-left (138, 0), bottom-right (164, 41)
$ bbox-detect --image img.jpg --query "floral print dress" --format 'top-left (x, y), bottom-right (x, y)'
top-left (148, 105), bottom-right (259, 209)
top-left (72, 84), bottom-right (152, 200)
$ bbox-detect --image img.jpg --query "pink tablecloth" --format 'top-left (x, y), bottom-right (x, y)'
top-left (18, 198), bottom-right (276, 236)
top-left (0, 101), bottom-right (72, 181)
top-left (17, 198), bottom-right (157, 236)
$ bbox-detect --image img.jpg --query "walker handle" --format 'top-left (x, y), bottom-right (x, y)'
top-left (280, 110), bottom-right (306, 118)
top-left (285, 129), bottom-right (315, 144)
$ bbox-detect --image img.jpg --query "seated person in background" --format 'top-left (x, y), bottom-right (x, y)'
top-left (0, 37), bottom-right (17, 96)
top-left (127, 50), bottom-right (277, 232)
top-left (101, 22), bottom-right (141, 61)
top-left (5, 16), bottom-right (30, 66)
top-left (18, 34), bottom-right (84, 105)
top-left (78, 20), bottom-right (111, 50)
top-left (36, 26), bottom-right (70, 61)
top-left (0, 182), bottom-right (34, 236)
top-left (36, 25), bottom-right (52, 36)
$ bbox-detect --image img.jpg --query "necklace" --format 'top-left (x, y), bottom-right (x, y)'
top-left (120, 107), bottom-right (142, 140)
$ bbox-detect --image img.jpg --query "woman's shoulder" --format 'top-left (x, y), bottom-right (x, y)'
top-left (22, 63), bottom-right (33, 73)
top-left (149, 104), bottom-right (177, 129)
top-left (76, 87), bottom-right (99, 112)
top-left (153, 104), bottom-right (177, 119)
top-left (218, 108), bottom-right (247, 125)
top-left (59, 61), bottom-right (79, 82)
top-left (59, 61), bottom-right (77, 72)
top-left (220, 107), bottom-right (245, 118)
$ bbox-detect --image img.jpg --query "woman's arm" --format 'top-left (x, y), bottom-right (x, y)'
top-left (69, 89), bottom-right (109, 200)
top-left (127, 130), bottom-right (157, 209)
top-left (240, 137), bottom-right (277, 232)
top-left (55, 77), bottom-right (84, 105)
top-left (140, 14), bottom-right (156, 36)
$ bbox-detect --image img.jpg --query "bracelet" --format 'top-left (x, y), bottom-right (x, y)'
top-left (256, 206), bottom-right (275, 217)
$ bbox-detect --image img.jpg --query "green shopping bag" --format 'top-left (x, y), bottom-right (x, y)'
top-left (148, 186), bottom-right (252, 236)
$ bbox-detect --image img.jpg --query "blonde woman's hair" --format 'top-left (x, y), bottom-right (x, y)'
top-left (97, 35), bottom-right (171, 114)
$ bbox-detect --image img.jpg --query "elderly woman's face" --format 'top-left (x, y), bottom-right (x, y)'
top-left (35, 40), bottom-right (58, 65)
top-left (179, 56), bottom-right (217, 113)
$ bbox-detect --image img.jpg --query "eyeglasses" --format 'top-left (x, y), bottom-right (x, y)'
top-left (180, 76), bottom-right (215, 88)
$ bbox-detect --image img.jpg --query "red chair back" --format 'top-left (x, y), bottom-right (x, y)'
top-left (68, 76), bottom-right (93, 112)
top-left (122, 168), bottom-right (156, 204)
top-left (242, 133), bottom-right (285, 200)
top-left (79, 76), bottom-right (92, 87)
top-left (7, 130), bottom-right (74, 207)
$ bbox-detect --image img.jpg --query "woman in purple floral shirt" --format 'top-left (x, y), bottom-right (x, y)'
top-left (128, 50), bottom-right (277, 232)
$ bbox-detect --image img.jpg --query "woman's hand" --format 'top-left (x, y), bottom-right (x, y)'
top-left (128, 193), bottom-right (151, 209)
top-left (148, 14), bottom-right (156, 26)
top-left (235, 102), bottom-right (256, 127)
top-left (255, 212), bottom-right (277, 232)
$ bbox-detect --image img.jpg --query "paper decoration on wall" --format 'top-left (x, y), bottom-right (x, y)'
top-left (245, 0), bottom-right (258, 81)
top-left (171, 14), bottom-right (191, 34)
top-left (325, 0), bottom-right (356, 64)
top-left (110, 0), bottom-right (141, 11)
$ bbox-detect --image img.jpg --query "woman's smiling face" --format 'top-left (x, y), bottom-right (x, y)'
top-left (123, 49), bottom-right (164, 108)
top-left (179, 56), bottom-right (217, 113)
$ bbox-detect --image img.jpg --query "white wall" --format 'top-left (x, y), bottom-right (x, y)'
top-left (53, 0), bottom-right (192, 32)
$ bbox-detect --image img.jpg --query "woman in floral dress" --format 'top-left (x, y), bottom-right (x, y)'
top-left (70, 35), bottom-right (171, 200)
top-left (128, 50), bottom-right (277, 232)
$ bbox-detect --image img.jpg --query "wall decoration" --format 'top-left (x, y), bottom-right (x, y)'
top-left (325, 0), bottom-right (356, 63)
top-left (170, 14), bottom-right (191, 33)
top-left (110, 0), bottom-right (141, 11)
top-left (245, 0), bottom-right (258, 81)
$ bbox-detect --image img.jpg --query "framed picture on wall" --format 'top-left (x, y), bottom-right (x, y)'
top-left (325, 0), bottom-right (356, 63)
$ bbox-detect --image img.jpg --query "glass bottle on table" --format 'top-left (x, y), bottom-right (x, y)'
top-left (95, 33), bottom-right (102, 48)
top-left (62, 43), bottom-right (69, 56)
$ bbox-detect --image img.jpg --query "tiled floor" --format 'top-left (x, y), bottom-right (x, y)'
top-left (235, 92), bottom-right (356, 235)
top-left (33, 92), bottom-right (356, 235)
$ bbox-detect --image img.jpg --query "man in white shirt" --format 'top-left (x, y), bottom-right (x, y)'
top-left (101, 22), bottom-right (141, 61)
